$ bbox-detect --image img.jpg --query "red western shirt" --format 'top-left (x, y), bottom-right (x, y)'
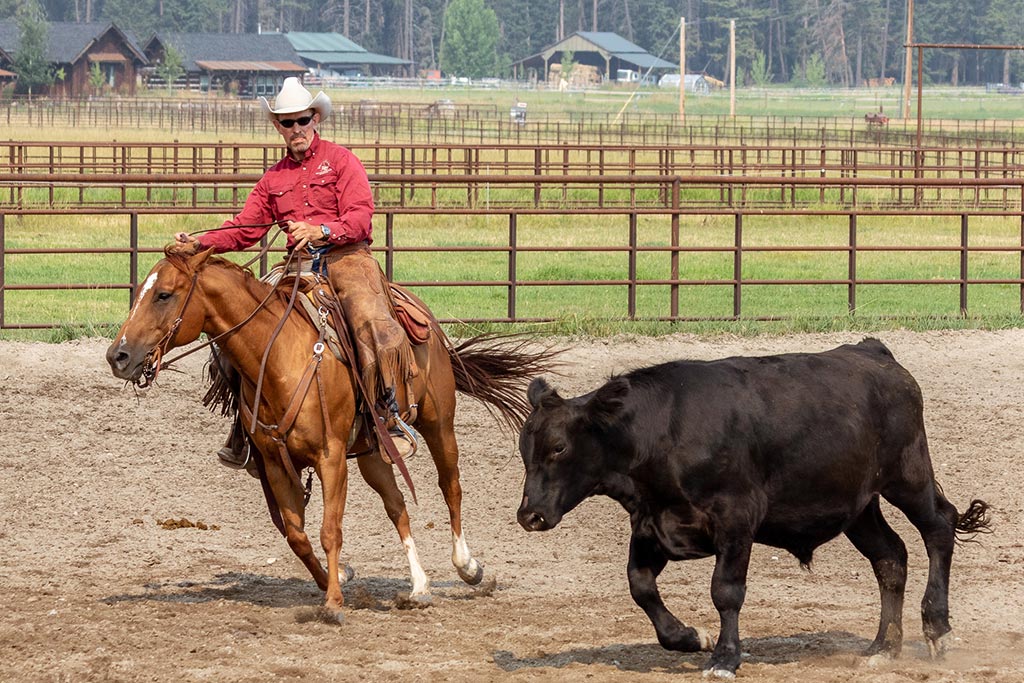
top-left (197, 133), bottom-right (374, 253)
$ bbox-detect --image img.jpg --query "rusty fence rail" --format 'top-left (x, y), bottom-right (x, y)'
top-left (6, 139), bottom-right (1024, 179)
top-left (2, 171), bottom-right (1024, 213)
top-left (3, 175), bottom-right (1023, 330)
top-left (6, 140), bottom-right (1024, 213)
top-left (5, 99), bottom-right (1024, 147)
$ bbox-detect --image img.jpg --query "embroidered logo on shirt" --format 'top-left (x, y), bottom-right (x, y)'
top-left (315, 160), bottom-right (333, 176)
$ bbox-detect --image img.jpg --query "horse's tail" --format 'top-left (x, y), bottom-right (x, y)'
top-left (447, 333), bottom-right (562, 431)
top-left (955, 498), bottom-right (993, 544)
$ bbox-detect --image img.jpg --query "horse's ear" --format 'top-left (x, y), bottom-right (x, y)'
top-left (527, 377), bottom-right (562, 409)
top-left (187, 246), bottom-right (214, 268)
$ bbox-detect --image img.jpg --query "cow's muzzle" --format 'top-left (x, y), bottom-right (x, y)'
top-left (517, 496), bottom-right (555, 531)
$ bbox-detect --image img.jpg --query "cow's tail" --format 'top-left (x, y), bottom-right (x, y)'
top-left (954, 498), bottom-right (992, 544)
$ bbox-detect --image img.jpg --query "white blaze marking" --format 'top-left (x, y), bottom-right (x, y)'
top-left (403, 537), bottom-right (430, 596)
top-left (126, 271), bottom-right (160, 326)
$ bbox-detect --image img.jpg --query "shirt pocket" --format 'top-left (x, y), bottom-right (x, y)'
top-left (309, 172), bottom-right (340, 212)
top-left (267, 185), bottom-right (297, 219)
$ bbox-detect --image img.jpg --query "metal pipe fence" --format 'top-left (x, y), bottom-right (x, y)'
top-left (5, 99), bottom-right (1024, 147)
top-left (2, 175), bottom-right (1023, 330)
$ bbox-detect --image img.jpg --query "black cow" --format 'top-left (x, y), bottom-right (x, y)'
top-left (517, 339), bottom-right (990, 678)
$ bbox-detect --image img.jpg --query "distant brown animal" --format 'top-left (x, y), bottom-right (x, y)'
top-left (864, 77), bottom-right (897, 87)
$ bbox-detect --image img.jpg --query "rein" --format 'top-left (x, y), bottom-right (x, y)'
top-left (139, 227), bottom-right (419, 503)
top-left (153, 226), bottom-right (299, 375)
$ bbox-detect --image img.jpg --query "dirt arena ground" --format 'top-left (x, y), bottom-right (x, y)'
top-left (1, 330), bottom-right (1022, 682)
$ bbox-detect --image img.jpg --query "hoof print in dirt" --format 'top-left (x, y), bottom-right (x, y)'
top-left (394, 592), bottom-right (433, 609)
top-left (470, 576), bottom-right (497, 597)
top-left (296, 606), bottom-right (345, 626)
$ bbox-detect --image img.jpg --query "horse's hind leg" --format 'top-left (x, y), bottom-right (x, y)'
top-left (416, 418), bottom-right (483, 586)
top-left (843, 495), bottom-right (908, 658)
top-left (355, 454), bottom-right (430, 599)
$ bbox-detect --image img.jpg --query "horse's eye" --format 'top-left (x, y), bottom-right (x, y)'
top-left (551, 443), bottom-right (567, 457)
top-left (155, 291), bottom-right (173, 302)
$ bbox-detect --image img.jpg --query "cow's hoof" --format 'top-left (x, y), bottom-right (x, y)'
top-left (457, 560), bottom-right (484, 585)
top-left (927, 633), bottom-right (952, 660)
top-left (395, 591), bottom-right (433, 610)
top-left (864, 653), bottom-right (893, 668)
top-left (701, 667), bottom-right (736, 679)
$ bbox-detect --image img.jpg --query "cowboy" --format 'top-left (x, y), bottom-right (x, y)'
top-left (172, 77), bottom-right (417, 470)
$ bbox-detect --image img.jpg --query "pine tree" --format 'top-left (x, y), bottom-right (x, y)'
top-left (12, 0), bottom-right (54, 99)
top-left (439, 0), bottom-right (500, 78)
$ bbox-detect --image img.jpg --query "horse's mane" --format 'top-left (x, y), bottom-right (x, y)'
top-left (163, 247), bottom-right (273, 301)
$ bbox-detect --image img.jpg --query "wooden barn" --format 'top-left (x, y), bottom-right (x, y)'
top-left (143, 32), bottom-right (307, 98)
top-left (0, 21), bottom-right (147, 97)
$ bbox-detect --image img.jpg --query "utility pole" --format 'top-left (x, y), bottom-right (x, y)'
top-left (902, 0), bottom-right (914, 118)
top-left (729, 19), bottom-right (736, 118)
top-left (679, 17), bottom-right (686, 124)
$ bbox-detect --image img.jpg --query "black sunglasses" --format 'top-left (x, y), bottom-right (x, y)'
top-left (277, 115), bottom-right (314, 128)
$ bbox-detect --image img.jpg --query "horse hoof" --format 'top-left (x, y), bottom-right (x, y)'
top-left (394, 591), bottom-right (433, 610)
top-left (340, 565), bottom-right (356, 583)
top-left (457, 561), bottom-right (484, 586)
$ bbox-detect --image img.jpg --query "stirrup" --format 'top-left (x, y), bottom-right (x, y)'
top-left (217, 442), bottom-right (258, 477)
top-left (386, 415), bottom-right (419, 460)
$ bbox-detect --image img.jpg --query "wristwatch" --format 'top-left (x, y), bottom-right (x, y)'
top-left (320, 224), bottom-right (331, 240)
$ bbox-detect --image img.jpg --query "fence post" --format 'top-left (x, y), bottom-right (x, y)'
top-left (733, 212), bottom-right (743, 318)
top-left (129, 212), bottom-right (139, 307)
top-left (960, 214), bottom-right (968, 316)
top-left (385, 212), bottom-right (395, 282)
top-left (0, 213), bottom-right (5, 329)
top-left (671, 179), bottom-right (680, 320)
top-left (508, 212), bottom-right (518, 322)
top-left (848, 213), bottom-right (857, 314)
top-left (1020, 204), bottom-right (1024, 315)
top-left (627, 212), bottom-right (638, 319)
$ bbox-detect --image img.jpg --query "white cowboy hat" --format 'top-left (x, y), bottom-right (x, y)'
top-left (260, 77), bottom-right (332, 122)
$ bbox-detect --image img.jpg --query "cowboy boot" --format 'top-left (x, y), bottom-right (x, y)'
top-left (217, 414), bottom-right (258, 477)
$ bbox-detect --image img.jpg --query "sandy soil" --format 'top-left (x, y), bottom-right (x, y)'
top-left (1, 330), bottom-right (1022, 682)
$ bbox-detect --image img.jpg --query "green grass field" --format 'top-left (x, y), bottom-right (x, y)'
top-left (3, 85), bottom-right (1024, 340)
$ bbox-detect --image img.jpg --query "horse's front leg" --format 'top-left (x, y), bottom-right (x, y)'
top-left (259, 444), bottom-right (330, 591)
top-left (316, 443), bottom-right (349, 614)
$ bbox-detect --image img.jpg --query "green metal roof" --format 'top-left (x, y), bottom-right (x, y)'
top-left (281, 32), bottom-right (366, 53)
top-left (296, 50), bottom-right (409, 66)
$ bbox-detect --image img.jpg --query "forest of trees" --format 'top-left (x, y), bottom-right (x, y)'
top-left (2, 0), bottom-right (1024, 87)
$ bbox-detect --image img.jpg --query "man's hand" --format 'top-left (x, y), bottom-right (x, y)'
top-left (286, 220), bottom-right (328, 245)
top-left (168, 232), bottom-right (202, 256)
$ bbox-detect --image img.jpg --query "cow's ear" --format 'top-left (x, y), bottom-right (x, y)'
top-left (527, 377), bottom-right (562, 408)
top-left (588, 376), bottom-right (629, 423)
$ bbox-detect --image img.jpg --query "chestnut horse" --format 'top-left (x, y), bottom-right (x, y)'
top-left (106, 248), bottom-right (556, 617)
